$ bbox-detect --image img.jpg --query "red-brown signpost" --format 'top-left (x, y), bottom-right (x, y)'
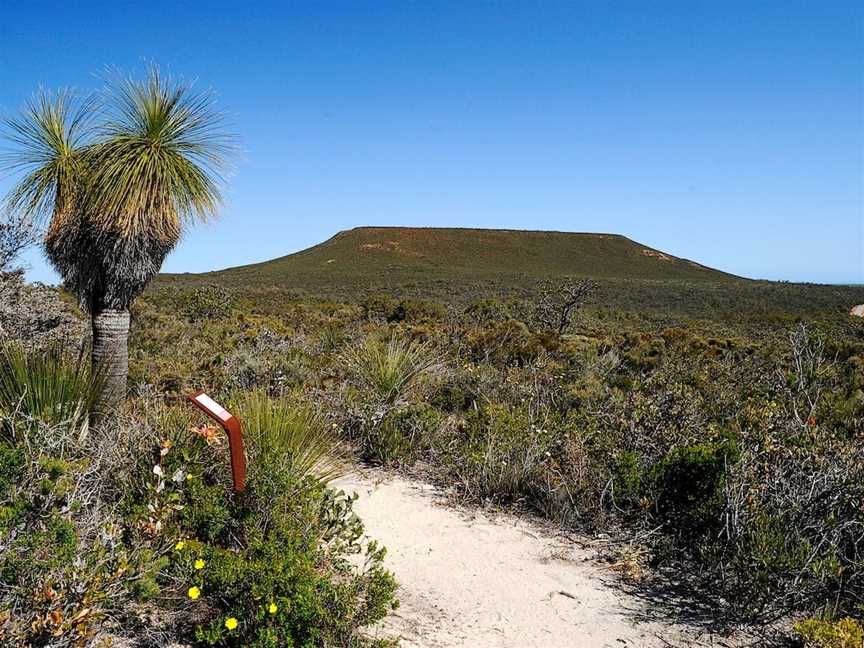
top-left (187, 391), bottom-right (247, 493)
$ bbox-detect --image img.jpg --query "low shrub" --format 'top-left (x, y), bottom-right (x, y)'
top-left (359, 402), bottom-right (441, 465)
top-left (795, 617), bottom-right (864, 648)
top-left (0, 269), bottom-right (85, 348)
top-left (387, 299), bottom-right (447, 323)
top-left (94, 394), bottom-right (399, 647)
top-left (467, 319), bottom-right (545, 367)
top-left (446, 403), bottom-right (555, 502)
top-left (155, 418), bottom-right (398, 647)
top-left (650, 439), bottom-right (738, 542)
top-left (222, 331), bottom-right (314, 392)
top-left (234, 389), bottom-right (346, 485)
top-left (0, 342), bottom-right (101, 433)
top-left (179, 285), bottom-right (235, 322)
top-left (0, 421), bottom-right (139, 646)
top-left (360, 294), bottom-right (398, 321)
top-left (346, 334), bottom-right (439, 405)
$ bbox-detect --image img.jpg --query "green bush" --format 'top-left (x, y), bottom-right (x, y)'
top-left (180, 285), bottom-right (235, 322)
top-left (468, 319), bottom-right (545, 367)
top-left (463, 298), bottom-right (513, 324)
top-left (387, 299), bottom-right (447, 323)
top-left (611, 450), bottom-right (644, 505)
top-left (160, 434), bottom-right (398, 647)
top-left (0, 384), bottom-right (399, 647)
top-left (447, 403), bottom-right (554, 502)
top-left (360, 402), bottom-right (441, 465)
top-left (795, 617), bottom-right (864, 648)
top-left (72, 395), bottom-right (401, 647)
top-left (0, 424), bottom-right (137, 646)
top-left (360, 294), bottom-right (398, 321)
top-left (0, 342), bottom-right (101, 432)
top-left (650, 440), bottom-right (738, 540)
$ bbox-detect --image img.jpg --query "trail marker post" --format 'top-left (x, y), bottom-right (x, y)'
top-left (187, 391), bottom-right (247, 493)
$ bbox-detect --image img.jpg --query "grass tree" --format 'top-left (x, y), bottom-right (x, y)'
top-left (0, 70), bottom-right (233, 423)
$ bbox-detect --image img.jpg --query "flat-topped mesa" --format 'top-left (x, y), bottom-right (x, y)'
top-left (160, 226), bottom-right (740, 287)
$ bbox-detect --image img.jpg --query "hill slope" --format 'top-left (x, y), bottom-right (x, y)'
top-left (155, 225), bottom-right (862, 330)
top-left (164, 227), bottom-right (737, 291)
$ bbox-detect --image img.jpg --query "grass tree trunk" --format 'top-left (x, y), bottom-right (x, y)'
top-left (91, 308), bottom-right (130, 425)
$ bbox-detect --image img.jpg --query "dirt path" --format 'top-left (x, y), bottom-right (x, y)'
top-left (334, 470), bottom-right (728, 648)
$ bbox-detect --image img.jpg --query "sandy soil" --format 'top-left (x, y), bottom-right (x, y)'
top-left (334, 470), bottom-right (732, 648)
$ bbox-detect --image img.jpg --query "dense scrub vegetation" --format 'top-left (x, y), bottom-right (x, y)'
top-left (129, 280), bottom-right (864, 643)
top-left (2, 273), bottom-right (863, 646)
top-left (0, 343), bottom-right (397, 647)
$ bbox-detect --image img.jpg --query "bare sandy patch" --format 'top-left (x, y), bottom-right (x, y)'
top-left (334, 470), bottom-right (736, 648)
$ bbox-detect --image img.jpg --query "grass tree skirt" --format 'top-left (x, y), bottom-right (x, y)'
top-left (91, 308), bottom-right (130, 424)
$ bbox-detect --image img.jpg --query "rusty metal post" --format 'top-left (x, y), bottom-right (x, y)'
top-left (187, 391), bottom-right (247, 493)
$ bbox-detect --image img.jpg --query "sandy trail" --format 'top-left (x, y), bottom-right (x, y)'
top-left (334, 470), bottom-right (724, 648)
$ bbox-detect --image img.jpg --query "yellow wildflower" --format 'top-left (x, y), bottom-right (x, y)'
top-left (188, 586), bottom-right (201, 600)
top-left (175, 541), bottom-right (186, 551)
top-left (268, 602), bottom-right (278, 614)
top-left (224, 617), bottom-right (238, 630)
top-left (194, 559), bottom-right (205, 570)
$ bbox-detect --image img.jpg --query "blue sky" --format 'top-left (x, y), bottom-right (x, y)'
top-left (2, 1), bottom-right (862, 284)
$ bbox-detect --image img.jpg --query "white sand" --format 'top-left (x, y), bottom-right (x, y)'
top-left (334, 470), bottom-right (729, 648)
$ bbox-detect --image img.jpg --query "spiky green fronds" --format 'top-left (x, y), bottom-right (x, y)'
top-left (235, 390), bottom-right (346, 486)
top-left (87, 67), bottom-right (234, 240)
top-left (0, 89), bottom-right (93, 223)
top-left (0, 342), bottom-right (101, 435)
top-left (347, 335), bottom-right (440, 404)
top-left (0, 68), bottom-right (235, 312)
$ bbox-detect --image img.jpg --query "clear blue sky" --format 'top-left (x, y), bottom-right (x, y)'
top-left (2, 1), bottom-right (862, 284)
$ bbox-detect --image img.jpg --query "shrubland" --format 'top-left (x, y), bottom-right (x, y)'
top-left (0, 339), bottom-right (397, 647)
top-left (2, 274), bottom-right (863, 646)
top-left (128, 280), bottom-right (864, 644)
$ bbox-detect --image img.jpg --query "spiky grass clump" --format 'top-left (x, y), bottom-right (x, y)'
top-left (0, 89), bottom-right (92, 222)
top-left (235, 390), bottom-right (345, 485)
top-left (0, 343), bottom-right (101, 433)
top-left (347, 335), bottom-right (440, 404)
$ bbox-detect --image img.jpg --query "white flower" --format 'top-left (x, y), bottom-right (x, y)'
top-left (152, 465), bottom-right (164, 477)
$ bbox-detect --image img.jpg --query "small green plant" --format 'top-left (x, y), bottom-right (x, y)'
top-left (157, 411), bottom-right (397, 647)
top-left (795, 617), bottom-right (864, 648)
top-left (650, 440), bottom-right (738, 539)
top-left (347, 335), bottom-right (439, 404)
top-left (0, 342), bottom-right (101, 432)
top-left (234, 390), bottom-right (346, 485)
top-left (180, 285), bottom-right (235, 322)
top-left (361, 403), bottom-right (441, 465)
